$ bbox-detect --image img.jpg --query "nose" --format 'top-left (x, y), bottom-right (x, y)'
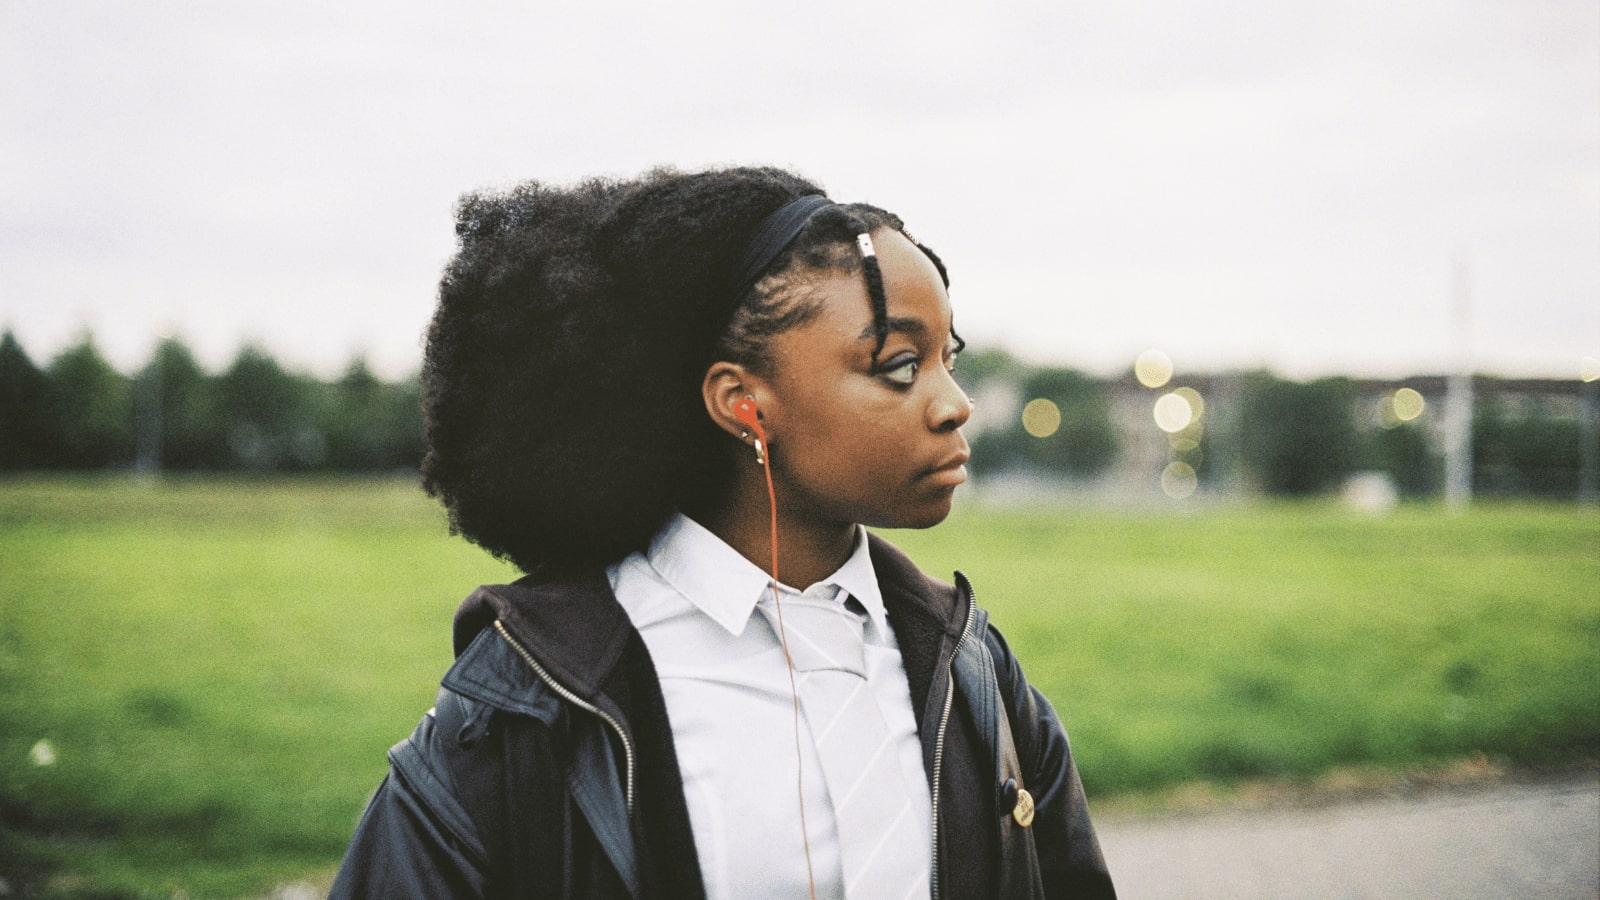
top-left (927, 366), bottom-right (972, 433)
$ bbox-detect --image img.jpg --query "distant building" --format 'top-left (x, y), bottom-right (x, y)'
top-left (967, 369), bottom-right (1595, 502)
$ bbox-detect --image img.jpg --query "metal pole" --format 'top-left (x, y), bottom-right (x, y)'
top-left (1443, 254), bottom-right (1473, 511)
top-left (1580, 375), bottom-right (1597, 505)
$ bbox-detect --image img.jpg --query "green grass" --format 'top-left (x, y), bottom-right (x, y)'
top-left (0, 476), bottom-right (519, 898)
top-left (2, 476), bottom-right (1597, 897)
top-left (889, 500), bottom-right (1600, 792)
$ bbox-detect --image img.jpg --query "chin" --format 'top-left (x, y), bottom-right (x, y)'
top-left (868, 493), bottom-right (956, 531)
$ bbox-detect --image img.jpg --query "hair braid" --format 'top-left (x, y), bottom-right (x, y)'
top-left (722, 206), bottom-right (957, 373)
top-left (857, 237), bottom-right (891, 365)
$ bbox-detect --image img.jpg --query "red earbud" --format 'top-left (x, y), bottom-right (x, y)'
top-left (734, 396), bottom-right (765, 439)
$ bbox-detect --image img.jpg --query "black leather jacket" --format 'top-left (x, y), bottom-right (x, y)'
top-left (330, 535), bottom-right (1115, 899)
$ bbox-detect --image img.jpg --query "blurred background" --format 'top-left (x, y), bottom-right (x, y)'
top-left (4, 1), bottom-right (1596, 382)
top-left (2, 1), bottom-right (1596, 897)
top-left (3, 0), bottom-right (1597, 501)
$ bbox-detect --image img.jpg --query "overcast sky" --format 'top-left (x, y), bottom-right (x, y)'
top-left (3, 0), bottom-right (1596, 381)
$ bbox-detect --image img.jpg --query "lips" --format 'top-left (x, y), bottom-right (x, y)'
top-left (923, 449), bottom-right (971, 487)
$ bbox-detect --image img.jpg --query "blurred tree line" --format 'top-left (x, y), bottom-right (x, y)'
top-left (956, 348), bottom-right (1597, 500)
top-left (962, 349), bottom-right (1121, 481)
top-left (2, 331), bottom-right (1592, 497)
top-left (1234, 373), bottom-right (1598, 499)
top-left (1472, 395), bottom-right (1596, 498)
top-left (0, 331), bottom-right (422, 472)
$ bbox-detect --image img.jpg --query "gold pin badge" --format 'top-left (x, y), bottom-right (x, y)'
top-left (1012, 787), bottom-right (1035, 827)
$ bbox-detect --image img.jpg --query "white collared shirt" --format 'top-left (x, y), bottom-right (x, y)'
top-left (608, 513), bottom-right (932, 900)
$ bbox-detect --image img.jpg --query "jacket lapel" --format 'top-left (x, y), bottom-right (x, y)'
top-left (449, 569), bottom-right (703, 900)
top-left (868, 533), bottom-right (970, 730)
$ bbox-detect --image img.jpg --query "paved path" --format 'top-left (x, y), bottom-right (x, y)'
top-left (1095, 776), bottom-right (1599, 899)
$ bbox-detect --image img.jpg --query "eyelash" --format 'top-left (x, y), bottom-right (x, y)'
top-left (880, 357), bottom-right (919, 385)
top-left (878, 348), bottom-right (960, 387)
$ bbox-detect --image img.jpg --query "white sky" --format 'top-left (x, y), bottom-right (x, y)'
top-left (2, 0), bottom-right (1596, 381)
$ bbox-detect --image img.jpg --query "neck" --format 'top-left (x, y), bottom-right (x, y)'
top-left (690, 473), bottom-right (858, 591)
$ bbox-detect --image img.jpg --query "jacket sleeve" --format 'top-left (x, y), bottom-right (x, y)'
top-left (328, 691), bottom-right (494, 900)
top-left (988, 624), bottom-right (1117, 899)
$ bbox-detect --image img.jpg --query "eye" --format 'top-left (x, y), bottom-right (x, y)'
top-left (879, 355), bottom-right (920, 386)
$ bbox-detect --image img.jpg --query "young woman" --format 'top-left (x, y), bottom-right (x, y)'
top-left (330, 167), bottom-right (1115, 899)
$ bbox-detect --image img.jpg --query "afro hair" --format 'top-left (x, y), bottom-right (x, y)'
top-left (419, 166), bottom-right (948, 575)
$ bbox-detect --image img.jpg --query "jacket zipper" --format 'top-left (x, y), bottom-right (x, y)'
top-left (493, 619), bottom-right (637, 816)
top-left (928, 573), bottom-right (978, 900)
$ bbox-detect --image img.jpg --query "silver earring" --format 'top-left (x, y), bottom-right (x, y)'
top-left (739, 429), bottom-right (765, 465)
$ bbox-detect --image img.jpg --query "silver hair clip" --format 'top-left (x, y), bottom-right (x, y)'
top-left (856, 233), bottom-right (876, 258)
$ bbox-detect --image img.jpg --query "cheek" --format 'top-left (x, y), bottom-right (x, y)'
top-left (775, 415), bottom-right (957, 529)
top-left (786, 422), bottom-right (868, 477)
top-left (801, 423), bottom-right (907, 502)
top-left (780, 387), bottom-right (874, 451)
top-left (778, 407), bottom-right (875, 473)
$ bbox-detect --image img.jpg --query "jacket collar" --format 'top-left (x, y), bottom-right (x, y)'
top-left (453, 531), bottom-right (970, 708)
top-left (452, 567), bottom-right (635, 703)
top-left (866, 533), bottom-right (971, 723)
top-left (866, 532), bottom-right (969, 640)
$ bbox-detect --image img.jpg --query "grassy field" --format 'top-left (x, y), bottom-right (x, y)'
top-left (2, 476), bottom-right (1597, 897)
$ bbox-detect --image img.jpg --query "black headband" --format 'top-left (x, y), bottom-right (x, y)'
top-left (725, 194), bottom-right (835, 307)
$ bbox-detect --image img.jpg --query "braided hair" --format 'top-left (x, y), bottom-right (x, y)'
top-left (420, 166), bottom-right (955, 575)
top-left (718, 204), bottom-right (954, 374)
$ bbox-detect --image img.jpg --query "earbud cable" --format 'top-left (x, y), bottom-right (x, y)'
top-left (759, 438), bottom-right (817, 900)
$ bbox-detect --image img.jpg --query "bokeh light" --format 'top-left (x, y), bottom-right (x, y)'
top-left (1583, 356), bottom-right (1600, 383)
top-left (1170, 437), bottom-right (1203, 469)
top-left (1172, 386), bottom-right (1204, 421)
top-left (1152, 393), bottom-right (1193, 433)
top-left (1022, 398), bottom-right (1061, 438)
top-left (1134, 350), bottom-right (1174, 388)
top-left (1392, 387), bottom-right (1425, 422)
top-left (1160, 461), bottom-right (1198, 499)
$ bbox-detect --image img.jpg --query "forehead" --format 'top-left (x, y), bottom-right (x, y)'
top-left (805, 229), bottom-right (953, 339)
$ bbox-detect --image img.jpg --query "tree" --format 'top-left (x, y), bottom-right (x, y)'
top-left (216, 344), bottom-right (322, 469)
top-left (1370, 422), bottom-right (1438, 498)
top-left (0, 332), bottom-right (434, 473)
top-left (322, 357), bottom-right (424, 471)
top-left (133, 336), bottom-right (228, 470)
top-left (1473, 397), bottom-right (1590, 497)
top-left (971, 366), bottom-right (1119, 478)
top-left (44, 334), bottom-right (134, 469)
top-left (953, 345), bottom-right (1025, 393)
top-left (0, 330), bottom-right (51, 469)
top-left (1238, 373), bottom-right (1357, 495)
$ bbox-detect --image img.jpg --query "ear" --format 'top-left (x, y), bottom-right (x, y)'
top-left (702, 360), bottom-right (769, 441)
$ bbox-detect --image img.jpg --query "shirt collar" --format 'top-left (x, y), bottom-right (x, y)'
top-left (647, 513), bottom-right (888, 638)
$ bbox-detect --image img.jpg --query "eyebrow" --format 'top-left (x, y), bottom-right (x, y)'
top-left (858, 316), bottom-right (930, 340)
